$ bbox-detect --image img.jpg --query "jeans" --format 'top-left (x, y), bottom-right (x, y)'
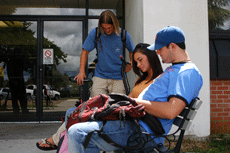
top-left (65, 108), bottom-right (157, 153)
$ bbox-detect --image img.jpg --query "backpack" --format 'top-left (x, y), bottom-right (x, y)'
top-left (66, 93), bottom-right (145, 130)
top-left (56, 130), bottom-right (68, 153)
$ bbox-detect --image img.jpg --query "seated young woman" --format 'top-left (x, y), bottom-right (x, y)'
top-left (36, 43), bottom-right (163, 151)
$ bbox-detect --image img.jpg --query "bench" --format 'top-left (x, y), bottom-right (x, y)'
top-left (110, 97), bottom-right (203, 153)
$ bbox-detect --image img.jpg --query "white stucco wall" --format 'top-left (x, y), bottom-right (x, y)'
top-left (125, 0), bottom-right (210, 138)
top-left (125, 0), bottom-right (144, 89)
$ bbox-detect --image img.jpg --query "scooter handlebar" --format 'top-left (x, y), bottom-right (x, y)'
top-left (69, 76), bottom-right (92, 83)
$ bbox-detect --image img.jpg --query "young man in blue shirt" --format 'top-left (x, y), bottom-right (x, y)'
top-left (75, 10), bottom-right (135, 97)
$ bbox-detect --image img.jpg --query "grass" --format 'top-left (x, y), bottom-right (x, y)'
top-left (180, 134), bottom-right (230, 153)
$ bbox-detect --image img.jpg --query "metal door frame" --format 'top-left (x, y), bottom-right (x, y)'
top-left (0, 15), bottom-right (86, 121)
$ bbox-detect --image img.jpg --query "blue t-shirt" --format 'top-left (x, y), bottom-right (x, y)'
top-left (138, 62), bottom-right (203, 144)
top-left (82, 28), bottom-right (135, 80)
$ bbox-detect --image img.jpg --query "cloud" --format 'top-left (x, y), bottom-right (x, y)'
top-left (13, 7), bottom-right (85, 16)
top-left (57, 55), bottom-right (80, 73)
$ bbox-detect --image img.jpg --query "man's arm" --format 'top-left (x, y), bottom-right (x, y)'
top-left (74, 49), bottom-right (89, 85)
top-left (134, 97), bottom-right (186, 119)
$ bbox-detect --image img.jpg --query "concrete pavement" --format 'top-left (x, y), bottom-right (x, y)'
top-left (0, 122), bottom-right (112, 153)
top-left (0, 122), bottom-right (62, 153)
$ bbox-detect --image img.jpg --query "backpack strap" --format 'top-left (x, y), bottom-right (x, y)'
top-left (95, 27), bottom-right (101, 61)
top-left (83, 120), bottom-right (105, 149)
top-left (121, 28), bottom-right (126, 58)
top-left (120, 29), bottom-right (130, 95)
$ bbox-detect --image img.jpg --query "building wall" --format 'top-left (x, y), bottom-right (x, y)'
top-left (210, 79), bottom-right (230, 134)
top-left (126, 0), bottom-right (210, 138)
top-left (125, 0), bottom-right (144, 89)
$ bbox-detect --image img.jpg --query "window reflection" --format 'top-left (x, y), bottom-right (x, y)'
top-left (208, 0), bottom-right (230, 30)
top-left (0, 6), bottom-right (85, 15)
top-left (220, 0), bottom-right (230, 30)
top-left (0, 21), bottom-right (37, 114)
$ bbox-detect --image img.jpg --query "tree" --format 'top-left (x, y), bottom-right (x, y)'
top-left (208, 0), bottom-right (230, 30)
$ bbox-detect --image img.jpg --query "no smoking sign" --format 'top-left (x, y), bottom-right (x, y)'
top-left (43, 49), bottom-right (54, 64)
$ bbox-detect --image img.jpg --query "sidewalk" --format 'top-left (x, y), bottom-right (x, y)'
top-left (0, 122), bottom-right (204, 153)
top-left (0, 122), bottom-right (61, 153)
top-left (0, 122), bottom-right (113, 153)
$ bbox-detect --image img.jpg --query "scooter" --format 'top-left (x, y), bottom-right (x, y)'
top-left (69, 76), bottom-right (92, 107)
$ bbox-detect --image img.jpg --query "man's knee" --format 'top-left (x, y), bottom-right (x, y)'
top-left (90, 77), bottom-right (108, 97)
top-left (68, 125), bottom-right (84, 142)
top-left (111, 80), bottom-right (126, 94)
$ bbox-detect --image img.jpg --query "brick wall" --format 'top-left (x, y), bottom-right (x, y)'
top-left (210, 79), bottom-right (230, 134)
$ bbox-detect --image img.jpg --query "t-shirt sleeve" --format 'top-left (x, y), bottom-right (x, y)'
top-left (167, 69), bottom-right (202, 106)
top-left (82, 28), bottom-right (96, 52)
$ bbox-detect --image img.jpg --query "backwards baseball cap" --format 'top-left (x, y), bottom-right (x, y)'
top-left (147, 26), bottom-right (185, 51)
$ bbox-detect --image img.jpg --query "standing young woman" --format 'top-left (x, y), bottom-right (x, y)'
top-left (36, 43), bottom-right (163, 151)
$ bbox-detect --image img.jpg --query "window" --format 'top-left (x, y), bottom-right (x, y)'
top-left (209, 31), bottom-right (230, 79)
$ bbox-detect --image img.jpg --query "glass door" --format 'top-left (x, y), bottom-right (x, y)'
top-left (0, 19), bottom-right (85, 121)
top-left (0, 20), bottom-right (37, 121)
top-left (41, 21), bottom-right (84, 120)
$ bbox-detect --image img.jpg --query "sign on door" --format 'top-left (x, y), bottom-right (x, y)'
top-left (43, 49), bottom-right (53, 65)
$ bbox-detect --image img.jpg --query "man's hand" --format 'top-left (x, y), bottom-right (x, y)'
top-left (74, 72), bottom-right (86, 86)
top-left (120, 55), bottom-right (132, 72)
top-left (125, 62), bottom-right (132, 72)
top-left (129, 104), bottom-right (145, 117)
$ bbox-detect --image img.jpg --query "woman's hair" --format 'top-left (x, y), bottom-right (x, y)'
top-left (98, 10), bottom-right (120, 36)
top-left (132, 43), bottom-right (163, 85)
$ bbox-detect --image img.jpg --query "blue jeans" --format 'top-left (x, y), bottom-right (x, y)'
top-left (65, 107), bottom-right (157, 153)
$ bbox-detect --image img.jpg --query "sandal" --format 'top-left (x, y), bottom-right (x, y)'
top-left (36, 138), bottom-right (57, 151)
